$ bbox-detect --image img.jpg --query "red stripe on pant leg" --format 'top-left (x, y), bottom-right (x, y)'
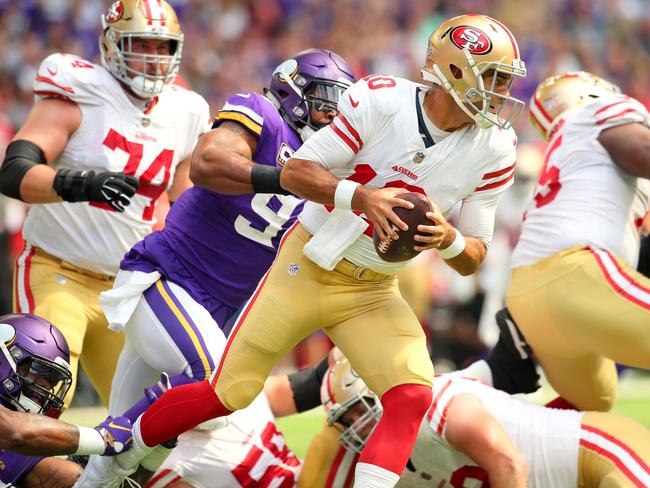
top-left (211, 222), bottom-right (300, 386)
top-left (23, 247), bottom-right (35, 313)
top-left (580, 439), bottom-right (645, 487)
top-left (582, 425), bottom-right (650, 476)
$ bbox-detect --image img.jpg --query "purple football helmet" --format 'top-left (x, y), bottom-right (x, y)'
top-left (0, 313), bottom-right (72, 418)
top-left (266, 49), bottom-right (355, 140)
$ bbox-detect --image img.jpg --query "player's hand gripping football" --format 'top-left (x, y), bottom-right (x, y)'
top-left (412, 201), bottom-right (456, 252)
top-left (94, 415), bottom-right (134, 456)
top-left (356, 186), bottom-right (414, 242)
top-left (53, 169), bottom-right (139, 212)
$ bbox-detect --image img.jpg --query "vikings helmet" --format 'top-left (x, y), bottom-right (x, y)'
top-left (99, 0), bottom-right (183, 98)
top-left (266, 49), bottom-right (355, 141)
top-left (0, 313), bottom-right (72, 418)
top-left (529, 71), bottom-right (621, 140)
top-left (320, 356), bottom-right (382, 453)
top-left (421, 14), bottom-right (527, 130)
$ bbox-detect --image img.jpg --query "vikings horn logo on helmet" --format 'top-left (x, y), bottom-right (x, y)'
top-left (450, 26), bottom-right (493, 55)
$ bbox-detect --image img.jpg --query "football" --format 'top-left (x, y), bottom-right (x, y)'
top-left (372, 192), bottom-right (433, 262)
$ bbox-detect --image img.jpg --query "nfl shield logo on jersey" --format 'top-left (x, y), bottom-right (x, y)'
top-left (413, 151), bottom-right (425, 164)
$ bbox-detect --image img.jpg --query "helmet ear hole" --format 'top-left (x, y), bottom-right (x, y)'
top-left (450, 64), bottom-right (463, 80)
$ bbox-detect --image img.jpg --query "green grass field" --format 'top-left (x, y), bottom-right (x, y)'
top-left (62, 376), bottom-right (650, 459)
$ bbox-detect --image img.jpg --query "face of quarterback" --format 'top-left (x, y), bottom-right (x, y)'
top-left (125, 37), bottom-right (173, 80)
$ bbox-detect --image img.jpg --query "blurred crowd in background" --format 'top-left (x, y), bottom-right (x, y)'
top-left (0, 0), bottom-right (648, 384)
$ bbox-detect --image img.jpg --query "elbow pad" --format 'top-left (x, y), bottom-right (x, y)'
top-left (287, 356), bottom-right (330, 413)
top-left (0, 140), bottom-right (47, 200)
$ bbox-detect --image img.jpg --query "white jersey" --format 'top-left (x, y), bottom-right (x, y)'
top-left (406, 375), bottom-right (582, 487)
top-left (22, 53), bottom-right (210, 275)
top-left (324, 374), bottom-right (582, 488)
top-left (150, 393), bottom-right (301, 488)
top-left (511, 94), bottom-right (650, 269)
top-left (294, 75), bottom-right (517, 274)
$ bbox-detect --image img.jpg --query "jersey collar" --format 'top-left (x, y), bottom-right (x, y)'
top-left (416, 87), bottom-right (435, 148)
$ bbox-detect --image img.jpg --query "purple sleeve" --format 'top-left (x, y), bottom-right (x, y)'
top-left (0, 450), bottom-right (44, 484)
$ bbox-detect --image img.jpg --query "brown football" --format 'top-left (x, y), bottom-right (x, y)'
top-left (372, 192), bottom-right (433, 262)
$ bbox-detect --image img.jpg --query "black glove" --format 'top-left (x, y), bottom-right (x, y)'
top-left (53, 169), bottom-right (139, 212)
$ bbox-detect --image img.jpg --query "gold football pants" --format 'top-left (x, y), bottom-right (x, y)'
top-left (579, 411), bottom-right (650, 487)
top-left (13, 244), bottom-right (124, 407)
top-left (211, 224), bottom-right (434, 410)
top-left (507, 246), bottom-right (650, 411)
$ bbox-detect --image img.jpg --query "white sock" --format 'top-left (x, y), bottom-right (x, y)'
top-left (354, 462), bottom-right (400, 488)
top-left (457, 359), bottom-right (494, 386)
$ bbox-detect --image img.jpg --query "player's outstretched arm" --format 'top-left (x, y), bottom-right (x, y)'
top-left (189, 121), bottom-right (263, 194)
top-left (599, 122), bottom-right (650, 179)
top-left (0, 406), bottom-right (133, 457)
top-left (445, 393), bottom-right (528, 488)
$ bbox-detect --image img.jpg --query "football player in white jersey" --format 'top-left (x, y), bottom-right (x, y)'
top-left (305, 355), bottom-right (650, 488)
top-left (0, 0), bottom-right (210, 408)
top-left (505, 71), bottom-right (650, 412)
top-left (122, 14), bottom-right (526, 488)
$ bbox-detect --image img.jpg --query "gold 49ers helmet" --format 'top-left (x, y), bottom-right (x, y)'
top-left (421, 14), bottom-right (527, 130)
top-left (529, 71), bottom-right (621, 140)
top-left (320, 356), bottom-right (382, 453)
top-left (99, 0), bottom-right (183, 98)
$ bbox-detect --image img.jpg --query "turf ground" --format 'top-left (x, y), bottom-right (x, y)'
top-left (62, 375), bottom-right (650, 459)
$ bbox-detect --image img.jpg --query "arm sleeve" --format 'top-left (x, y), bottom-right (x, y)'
top-left (287, 356), bottom-right (330, 412)
top-left (33, 53), bottom-right (101, 106)
top-left (292, 80), bottom-right (377, 170)
top-left (592, 95), bottom-right (650, 131)
top-left (212, 92), bottom-right (267, 136)
top-left (458, 149), bottom-right (517, 247)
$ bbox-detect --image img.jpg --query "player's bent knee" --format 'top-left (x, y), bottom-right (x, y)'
top-left (219, 379), bottom-right (264, 411)
top-left (382, 383), bottom-right (433, 416)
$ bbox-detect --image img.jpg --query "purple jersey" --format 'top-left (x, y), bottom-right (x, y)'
top-left (0, 449), bottom-right (43, 485)
top-left (121, 92), bottom-right (303, 327)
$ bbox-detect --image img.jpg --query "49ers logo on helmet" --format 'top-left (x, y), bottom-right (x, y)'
top-left (105, 1), bottom-right (124, 23)
top-left (450, 26), bottom-right (492, 55)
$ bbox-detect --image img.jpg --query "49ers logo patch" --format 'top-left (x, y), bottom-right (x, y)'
top-left (450, 26), bottom-right (492, 55)
top-left (105, 1), bottom-right (124, 23)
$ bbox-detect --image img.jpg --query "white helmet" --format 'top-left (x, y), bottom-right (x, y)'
top-left (99, 0), bottom-right (183, 98)
top-left (320, 356), bottom-right (382, 453)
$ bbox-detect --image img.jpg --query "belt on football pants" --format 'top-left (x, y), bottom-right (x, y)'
top-left (33, 247), bottom-right (115, 282)
top-left (334, 258), bottom-right (393, 282)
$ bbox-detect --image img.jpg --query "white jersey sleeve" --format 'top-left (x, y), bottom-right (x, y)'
top-left (456, 135), bottom-right (517, 247)
top-left (34, 53), bottom-right (106, 105)
top-left (292, 78), bottom-right (398, 171)
top-left (590, 95), bottom-right (650, 131)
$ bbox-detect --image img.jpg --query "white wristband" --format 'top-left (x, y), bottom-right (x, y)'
top-left (334, 180), bottom-right (360, 210)
top-left (437, 229), bottom-right (466, 260)
top-left (75, 426), bottom-right (106, 455)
